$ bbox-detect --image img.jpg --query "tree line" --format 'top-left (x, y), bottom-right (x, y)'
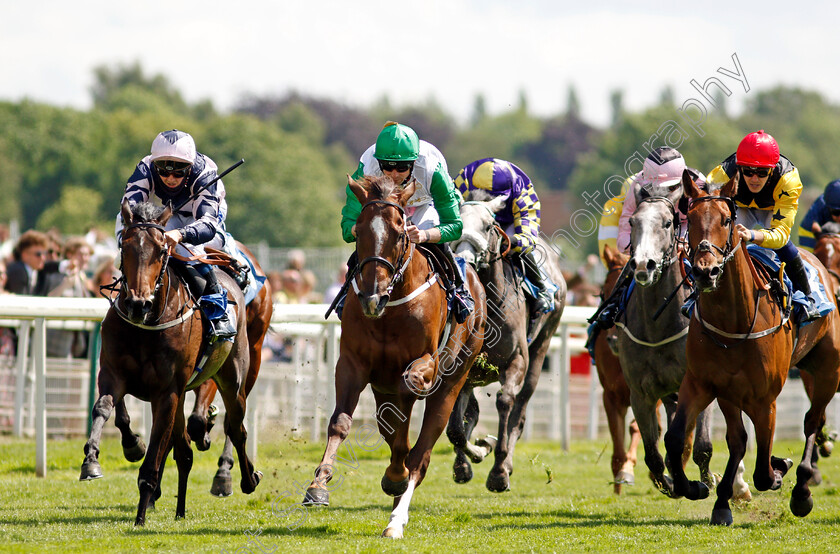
top-left (3, 62), bottom-right (840, 257)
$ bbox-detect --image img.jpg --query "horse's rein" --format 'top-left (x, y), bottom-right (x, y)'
top-left (355, 199), bottom-right (412, 298)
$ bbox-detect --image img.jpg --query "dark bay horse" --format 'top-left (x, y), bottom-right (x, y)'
top-left (664, 171), bottom-right (840, 525)
top-left (80, 201), bottom-right (263, 525)
top-left (301, 176), bottom-right (486, 538)
top-left (619, 185), bottom-right (720, 497)
top-left (447, 194), bottom-right (565, 492)
top-left (596, 244), bottom-right (641, 494)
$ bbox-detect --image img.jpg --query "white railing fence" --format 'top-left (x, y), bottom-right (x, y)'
top-left (0, 297), bottom-right (837, 477)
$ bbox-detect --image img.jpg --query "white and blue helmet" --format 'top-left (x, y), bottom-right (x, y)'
top-left (150, 129), bottom-right (196, 165)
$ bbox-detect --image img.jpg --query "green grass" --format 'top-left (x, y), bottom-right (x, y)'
top-left (2, 434), bottom-right (840, 552)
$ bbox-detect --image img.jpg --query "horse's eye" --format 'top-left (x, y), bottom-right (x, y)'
top-left (724, 217), bottom-right (731, 226)
top-left (664, 220), bottom-right (672, 229)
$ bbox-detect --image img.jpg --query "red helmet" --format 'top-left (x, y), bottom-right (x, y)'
top-left (735, 130), bottom-right (780, 168)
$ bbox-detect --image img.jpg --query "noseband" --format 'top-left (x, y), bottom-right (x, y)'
top-left (686, 195), bottom-right (740, 266)
top-left (356, 200), bottom-right (412, 297)
top-left (120, 222), bottom-right (171, 299)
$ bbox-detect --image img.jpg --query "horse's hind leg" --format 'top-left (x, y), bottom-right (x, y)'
top-left (187, 381), bottom-right (218, 452)
top-left (487, 356), bottom-right (529, 493)
top-left (604, 388), bottom-right (632, 494)
top-left (210, 436), bottom-right (235, 497)
top-left (219, 386), bottom-right (261, 495)
top-left (80, 374), bottom-right (123, 481)
top-left (115, 399), bottom-right (146, 462)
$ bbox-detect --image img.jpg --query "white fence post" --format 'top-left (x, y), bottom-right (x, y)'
top-left (33, 317), bottom-right (47, 477)
top-left (13, 320), bottom-right (31, 437)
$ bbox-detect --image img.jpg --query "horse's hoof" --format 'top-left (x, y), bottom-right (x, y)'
top-left (453, 462), bottom-right (473, 484)
top-left (486, 471), bottom-right (511, 493)
top-left (210, 472), bottom-right (233, 497)
top-left (819, 441), bottom-right (833, 458)
top-left (241, 471), bottom-right (262, 494)
top-left (187, 416), bottom-right (211, 452)
top-left (79, 460), bottom-right (103, 481)
top-left (122, 436), bottom-right (146, 462)
top-left (615, 470), bottom-right (635, 487)
top-left (302, 487), bottom-right (329, 507)
top-left (790, 493), bottom-right (814, 518)
top-left (381, 526), bottom-right (404, 539)
top-left (381, 475), bottom-right (409, 497)
top-left (772, 457), bottom-right (794, 476)
top-left (689, 481), bottom-right (710, 501)
top-left (475, 435), bottom-right (497, 452)
top-left (710, 508), bottom-right (733, 526)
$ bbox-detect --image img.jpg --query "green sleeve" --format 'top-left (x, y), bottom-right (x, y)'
top-left (429, 164), bottom-right (463, 243)
top-left (340, 163), bottom-right (366, 243)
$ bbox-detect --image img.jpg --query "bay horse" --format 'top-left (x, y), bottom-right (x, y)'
top-left (619, 184), bottom-right (719, 497)
top-left (596, 244), bottom-right (642, 494)
top-left (80, 201), bottom-right (263, 525)
top-left (301, 175), bottom-right (486, 538)
top-left (446, 193), bottom-right (565, 492)
top-left (664, 170), bottom-right (840, 525)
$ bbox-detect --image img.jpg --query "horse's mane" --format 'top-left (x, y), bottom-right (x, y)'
top-left (820, 221), bottom-right (840, 235)
top-left (130, 201), bottom-right (168, 223)
top-left (466, 189), bottom-right (495, 202)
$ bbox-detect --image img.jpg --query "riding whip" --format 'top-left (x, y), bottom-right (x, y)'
top-left (173, 158), bottom-right (245, 213)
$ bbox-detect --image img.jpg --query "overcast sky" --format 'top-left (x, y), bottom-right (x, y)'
top-left (3, 1), bottom-right (839, 127)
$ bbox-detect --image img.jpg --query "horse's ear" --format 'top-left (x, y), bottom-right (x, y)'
top-left (348, 175), bottom-right (367, 204)
top-left (159, 203), bottom-right (173, 226)
top-left (487, 195), bottom-right (507, 214)
top-left (603, 244), bottom-right (617, 265)
top-left (120, 199), bottom-right (133, 226)
top-left (813, 221), bottom-right (823, 235)
top-left (681, 168), bottom-right (701, 199)
top-left (721, 171), bottom-right (739, 198)
top-left (398, 180), bottom-right (417, 206)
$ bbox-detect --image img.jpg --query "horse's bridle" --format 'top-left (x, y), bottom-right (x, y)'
top-left (685, 195), bottom-right (740, 267)
top-left (355, 200), bottom-right (412, 296)
top-left (630, 196), bottom-right (682, 275)
top-left (457, 201), bottom-right (511, 270)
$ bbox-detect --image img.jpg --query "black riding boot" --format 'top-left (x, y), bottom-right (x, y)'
top-left (784, 254), bottom-right (820, 322)
top-left (199, 266), bottom-right (237, 339)
top-left (437, 242), bottom-right (474, 324)
top-left (521, 250), bottom-right (555, 316)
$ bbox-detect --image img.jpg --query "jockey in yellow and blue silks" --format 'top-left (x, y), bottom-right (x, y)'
top-left (799, 179), bottom-right (840, 252)
top-left (454, 157), bottom-right (554, 315)
top-left (706, 129), bottom-right (819, 321)
top-left (338, 121), bottom-right (474, 323)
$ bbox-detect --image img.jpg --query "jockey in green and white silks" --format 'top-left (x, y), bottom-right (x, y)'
top-left (339, 121), bottom-right (474, 323)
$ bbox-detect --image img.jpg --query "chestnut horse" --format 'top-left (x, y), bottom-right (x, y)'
top-left (301, 175), bottom-right (486, 538)
top-left (80, 201), bottom-right (263, 525)
top-left (664, 171), bottom-right (840, 525)
top-left (447, 194), bottom-right (566, 493)
top-left (596, 244), bottom-right (641, 494)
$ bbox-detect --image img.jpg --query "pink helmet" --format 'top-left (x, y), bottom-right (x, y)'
top-left (642, 147), bottom-right (686, 187)
top-left (736, 130), bottom-right (779, 168)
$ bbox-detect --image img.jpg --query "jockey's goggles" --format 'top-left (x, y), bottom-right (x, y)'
top-left (378, 160), bottom-right (414, 173)
top-left (738, 166), bottom-right (771, 179)
top-left (154, 159), bottom-right (192, 178)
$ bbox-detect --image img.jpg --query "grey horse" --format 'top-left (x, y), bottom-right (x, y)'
top-left (447, 192), bottom-right (566, 492)
top-left (619, 183), bottom-right (749, 498)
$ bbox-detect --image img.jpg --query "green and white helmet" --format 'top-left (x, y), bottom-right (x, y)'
top-left (373, 121), bottom-right (419, 161)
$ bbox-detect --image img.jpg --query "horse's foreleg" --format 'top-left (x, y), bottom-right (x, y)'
top-left (487, 356), bottom-right (527, 493)
top-left (114, 399), bottom-right (146, 462)
top-left (302, 357), bottom-right (367, 507)
top-left (187, 380), bottom-right (217, 452)
top-left (383, 372), bottom-right (468, 539)
top-left (709, 398), bottom-right (748, 526)
top-left (135, 390), bottom-right (180, 526)
top-left (172, 407), bottom-right (193, 520)
top-left (373, 390), bottom-right (414, 498)
top-left (663, 375), bottom-right (713, 501)
top-left (80, 386), bottom-right (120, 481)
top-left (692, 405), bottom-right (716, 490)
top-left (748, 398), bottom-right (791, 493)
top-left (219, 386), bottom-right (261, 495)
top-left (631, 393), bottom-right (674, 497)
top-left (603, 389), bottom-right (632, 494)
top-left (446, 388), bottom-right (474, 483)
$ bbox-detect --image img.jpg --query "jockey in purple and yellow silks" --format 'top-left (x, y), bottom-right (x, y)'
top-left (454, 158), bottom-right (554, 315)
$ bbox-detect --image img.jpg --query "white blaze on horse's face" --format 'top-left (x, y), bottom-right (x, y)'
top-left (629, 201), bottom-right (673, 287)
top-left (453, 202), bottom-right (494, 268)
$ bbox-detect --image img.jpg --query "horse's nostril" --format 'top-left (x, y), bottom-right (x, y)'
top-left (709, 266), bottom-right (721, 278)
top-left (629, 259), bottom-right (637, 271)
top-left (646, 259), bottom-right (657, 272)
